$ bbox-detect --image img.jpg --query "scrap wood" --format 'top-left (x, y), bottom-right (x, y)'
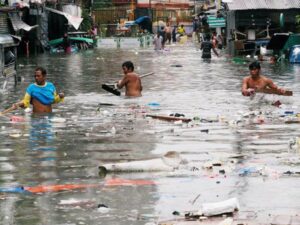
top-left (146, 114), bottom-right (192, 123)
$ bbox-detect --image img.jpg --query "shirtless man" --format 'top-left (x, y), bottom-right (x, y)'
top-left (12, 67), bottom-right (64, 113)
top-left (242, 61), bottom-right (293, 96)
top-left (117, 61), bottom-right (142, 97)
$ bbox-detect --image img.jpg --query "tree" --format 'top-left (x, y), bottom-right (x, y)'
top-left (296, 15), bottom-right (300, 33)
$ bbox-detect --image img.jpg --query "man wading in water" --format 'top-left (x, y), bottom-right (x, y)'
top-left (242, 61), bottom-right (293, 96)
top-left (200, 34), bottom-right (219, 59)
top-left (116, 61), bottom-right (142, 97)
top-left (11, 67), bottom-right (64, 113)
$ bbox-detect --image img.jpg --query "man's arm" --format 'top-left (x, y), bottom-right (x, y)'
top-left (241, 77), bottom-right (254, 96)
top-left (54, 92), bottom-right (64, 103)
top-left (265, 79), bottom-right (293, 96)
top-left (117, 76), bottom-right (128, 89)
top-left (212, 47), bottom-right (219, 57)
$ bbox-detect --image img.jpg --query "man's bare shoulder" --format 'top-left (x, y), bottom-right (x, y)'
top-left (243, 76), bottom-right (251, 81)
top-left (260, 75), bottom-right (272, 82)
top-left (127, 72), bottom-right (139, 79)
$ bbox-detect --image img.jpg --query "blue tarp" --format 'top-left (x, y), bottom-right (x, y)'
top-left (135, 16), bottom-right (150, 25)
top-left (289, 45), bottom-right (300, 63)
top-left (134, 16), bottom-right (152, 33)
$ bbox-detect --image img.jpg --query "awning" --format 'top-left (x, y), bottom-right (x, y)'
top-left (226, 0), bottom-right (300, 10)
top-left (0, 34), bottom-right (19, 47)
top-left (45, 7), bottom-right (83, 30)
top-left (8, 12), bottom-right (38, 32)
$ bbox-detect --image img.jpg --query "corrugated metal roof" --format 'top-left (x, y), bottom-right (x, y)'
top-left (8, 13), bottom-right (38, 32)
top-left (45, 7), bottom-right (83, 30)
top-left (0, 34), bottom-right (15, 45)
top-left (226, 0), bottom-right (300, 10)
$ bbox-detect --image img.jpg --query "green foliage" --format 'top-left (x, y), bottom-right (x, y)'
top-left (80, 8), bottom-right (92, 32)
top-left (296, 15), bottom-right (300, 25)
top-left (296, 15), bottom-right (300, 32)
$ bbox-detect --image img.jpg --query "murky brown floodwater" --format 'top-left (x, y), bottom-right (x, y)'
top-left (0, 41), bottom-right (299, 225)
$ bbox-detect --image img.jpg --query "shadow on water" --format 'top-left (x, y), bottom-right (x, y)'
top-left (0, 42), bottom-right (299, 224)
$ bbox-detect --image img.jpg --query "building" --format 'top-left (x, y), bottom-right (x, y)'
top-left (224, 0), bottom-right (300, 56)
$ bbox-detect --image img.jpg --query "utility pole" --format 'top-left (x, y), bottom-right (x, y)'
top-left (215, 0), bottom-right (221, 35)
top-left (148, 0), bottom-right (151, 18)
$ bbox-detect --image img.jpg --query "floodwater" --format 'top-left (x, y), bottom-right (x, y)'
top-left (0, 41), bottom-right (300, 225)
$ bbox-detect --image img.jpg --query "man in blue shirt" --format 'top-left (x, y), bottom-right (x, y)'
top-left (13, 67), bottom-right (64, 113)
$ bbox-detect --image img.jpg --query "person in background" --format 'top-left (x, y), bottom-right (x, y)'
top-left (216, 10), bottom-right (224, 18)
top-left (172, 26), bottom-right (177, 43)
top-left (11, 67), bottom-right (64, 113)
top-left (153, 33), bottom-right (163, 50)
top-left (193, 17), bottom-right (201, 43)
top-left (217, 34), bottom-right (223, 49)
top-left (164, 23), bottom-right (172, 45)
top-left (116, 61), bottom-right (142, 97)
top-left (200, 33), bottom-right (219, 59)
top-left (62, 33), bottom-right (71, 53)
top-left (177, 24), bottom-right (185, 36)
top-left (159, 26), bottom-right (166, 49)
top-left (270, 55), bottom-right (278, 64)
top-left (212, 31), bottom-right (218, 48)
top-left (242, 61), bottom-right (293, 96)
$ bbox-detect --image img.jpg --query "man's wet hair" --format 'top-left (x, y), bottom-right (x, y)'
top-left (249, 61), bottom-right (261, 70)
top-left (35, 67), bottom-right (47, 76)
top-left (122, 61), bottom-right (134, 71)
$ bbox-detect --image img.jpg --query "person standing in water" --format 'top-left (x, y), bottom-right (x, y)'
top-left (200, 33), bottom-right (219, 59)
top-left (11, 67), bottom-right (64, 113)
top-left (242, 61), bottom-right (293, 96)
top-left (116, 61), bottom-right (142, 97)
top-left (62, 33), bottom-right (71, 53)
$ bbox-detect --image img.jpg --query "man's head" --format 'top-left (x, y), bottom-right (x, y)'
top-left (35, 67), bottom-right (47, 85)
top-left (204, 33), bottom-right (211, 41)
top-left (122, 61), bottom-right (134, 74)
top-left (249, 61), bottom-right (261, 78)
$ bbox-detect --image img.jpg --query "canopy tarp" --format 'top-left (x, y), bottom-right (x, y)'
top-left (45, 7), bottom-right (83, 30)
top-left (49, 37), bottom-right (93, 46)
top-left (8, 12), bottom-right (38, 32)
top-left (135, 16), bottom-right (150, 24)
top-left (135, 16), bottom-right (152, 33)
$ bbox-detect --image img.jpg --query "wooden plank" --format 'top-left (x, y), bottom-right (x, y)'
top-left (146, 114), bottom-right (192, 123)
top-left (259, 89), bottom-right (293, 96)
top-left (285, 120), bottom-right (300, 124)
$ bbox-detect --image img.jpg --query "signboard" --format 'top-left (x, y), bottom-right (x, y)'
top-left (208, 16), bottom-right (226, 28)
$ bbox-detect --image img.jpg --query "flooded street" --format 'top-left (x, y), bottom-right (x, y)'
top-left (0, 41), bottom-right (300, 225)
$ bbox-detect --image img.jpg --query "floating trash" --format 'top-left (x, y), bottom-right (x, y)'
top-left (50, 117), bottom-right (66, 123)
top-left (97, 204), bottom-right (110, 213)
top-left (99, 151), bottom-right (186, 173)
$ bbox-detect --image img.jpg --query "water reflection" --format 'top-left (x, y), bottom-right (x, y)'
top-left (29, 115), bottom-right (57, 152)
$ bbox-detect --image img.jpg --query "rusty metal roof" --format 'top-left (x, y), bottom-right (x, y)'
top-left (226, 0), bottom-right (300, 10)
top-left (8, 12), bottom-right (38, 32)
